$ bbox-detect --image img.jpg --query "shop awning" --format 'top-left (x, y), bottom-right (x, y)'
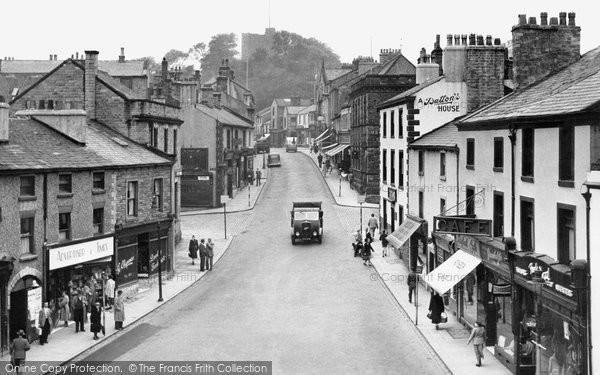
top-left (424, 250), bottom-right (481, 295)
top-left (387, 217), bottom-right (422, 249)
top-left (314, 129), bottom-right (330, 142)
top-left (321, 143), bottom-right (338, 150)
top-left (258, 133), bottom-right (271, 141)
top-left (326, 143), bottom-right (350, 157)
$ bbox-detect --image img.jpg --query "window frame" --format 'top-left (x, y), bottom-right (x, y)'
top-left (382, 112), bottom-right (387, 138)
top-left (557, 203), bottom-right (576, 264)
top-left (390, 149), bottom-right (396, 185)
top-left (153, 178), bottom-right (164, 212)
top-left (20, 216), bottom-right (35, 254)
top-left (382, 149), bottom-right (387, 183)
top-left (418, 150), bottom-right (424, 176)
top-left (521, 128), bottom-right (534, 181)
top-left (58, 212), bottom-right (71, 242)
top-left (440, 152), bottom-right (446, 178)
top-left (558, 126), bottom-right (575, 187)
top-left (390, 110), bottom-right (395, 138)
top-left (466, 138), bottom-right (475, 169)
top-left (58, 173), bottom-right (72, 194)
top-left (93, 171), bottom-right (105, 190)
top-left (493, 191), bottom-right (504, 237)
top-left (164, 128), bottom-right (169, 153)
top-left (493, 137), bottom-right (504, 172)
top-left (92, 207), bottom-right (104, 235)
top-left (398, 150), bottom-right (404, 188)
top-left (127, 181), bottom-right (139, 217)
top-left (520, 196), bottom-right (535, 251)
top-left (20, 175), bottom-right (35, 196)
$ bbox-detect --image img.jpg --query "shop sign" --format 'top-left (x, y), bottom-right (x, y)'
top-left (27, 287), bottom-right (42, 323)
top-left (434, 216), bottom-right (492, 236)
top-left (49, 236), bottom-right (114, 270)
top-left (417, 93), bottom-right (461, 112)
top-left (455, 235), bottom-right (507, 269)
top-left (513, 256), bottom-right (575, 299)
top-left (387, 188), bottom-right (397, 202)
top-left (150, 239), bottom-right (168, 274)
top-left (116, 244), bottom-right (137, 286)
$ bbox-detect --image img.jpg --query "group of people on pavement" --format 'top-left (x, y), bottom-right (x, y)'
top-left (351, 214), bottom-right (389, 267)
top-left (35, 273), bottom-right (126, 348)
top-left (317, 153), bottom-right (333, 176)
top-left (188, 236), bottom-right (215, 271)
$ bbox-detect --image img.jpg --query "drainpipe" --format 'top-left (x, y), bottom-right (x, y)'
top-left (455, 146), bottom-right (460, 215)
top-left (42, 173), bottom-right (48, 301)
top-left (581, 184), bottom-right (593, 375)
top-left (508, 126), bottom-right (517, 237)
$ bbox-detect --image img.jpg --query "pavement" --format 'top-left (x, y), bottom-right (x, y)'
top-left (2, 150), bottom-right (511, 374)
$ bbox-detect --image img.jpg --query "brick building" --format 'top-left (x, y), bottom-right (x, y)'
top-left (0, 104), bottom-right (172, 349)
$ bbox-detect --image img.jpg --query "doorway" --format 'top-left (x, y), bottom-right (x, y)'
top-left (137, 233), bottom-right (150, 275)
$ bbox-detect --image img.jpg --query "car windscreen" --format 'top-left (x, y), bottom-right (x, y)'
top-left (293, 211), bottom-right (319, 220)
top-left (270, 155), bottom-right (280, 161)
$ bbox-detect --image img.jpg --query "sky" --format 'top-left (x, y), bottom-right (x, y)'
top-left (2, 0), bottom-right (600, 68)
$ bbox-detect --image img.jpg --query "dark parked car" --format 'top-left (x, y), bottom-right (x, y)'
top-left (254, 140), bottom-right (270, 154)
top-left (286, 143), bottom-right (297, 152)
top-left (267, 154), bottom-right (281, 167)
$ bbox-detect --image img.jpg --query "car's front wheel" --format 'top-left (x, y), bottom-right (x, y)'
top-left (291, 237), bottom-right (296, 245)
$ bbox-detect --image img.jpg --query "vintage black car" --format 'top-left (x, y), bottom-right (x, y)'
top-left (267, 154), bottom-right (281, 167)
top-left (290, 201), bottom-right (323, 244)
top-left (254, 140), bottom-right (270, 154)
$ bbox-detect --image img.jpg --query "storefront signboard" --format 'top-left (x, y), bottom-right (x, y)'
top-left (455, 235), bottom-right (507, 271)
top-left (49, 236), bottom-right (114, 270)
top-left (116, 244), bottom-right (137, 286)
top-left (387, 188), bottom-right (397, 202)
top-left (434, 216), bottom-right (492, 236)
top-left (513, 254), bottom-right (576, 300)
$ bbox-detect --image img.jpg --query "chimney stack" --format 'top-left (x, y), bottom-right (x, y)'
top-left (512, 11), bottom-right (581, 89)
top-left (212, 92), bottom-right (221, 108)
top-left (416, 48), bottom-right (440, 85)
top-left (119, 47), bottom-right (125, 63)
top-left (0, 99), bottom-right (9, 143)
top-left (431, 34), bottom-right (444, 76)
top-left (84, 50), bottom-right (99, 120)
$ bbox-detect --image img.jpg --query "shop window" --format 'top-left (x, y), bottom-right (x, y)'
top-left (390, 110), bottom-right (395, 138)
top-left (153, 178), bottom-right (163, 211)
top-left (558, 127), bottom-right (574, 186)
top-left (382, 112), bottom-right (387, 138)
top-left (390, 150), bottom-right (395, 185)
top-left (20, 217), bottom-right (34, 254)
top-left (20, 176), bottom-right (35, 196)
top-left (466, 186), bottom-right (475, 215)
top-left (127, 181), bottom-right (138, 217)
top-left (93, 208), bottom-right (104, 235)
top-left (493, 192), bottom-right (504, 237)
top-left (466, 138), bottom-right (475, 169)
top-left (59, 174), bottom-right (72, 194)
top-left (557, 205), bottom-right (575, 264)
top-left (440, 152), bottom-right (446, 178)
top-left (418, 150), bottom-right (424, 176)
top-left (520, 198), bottom-right (535, 251)
top-left (58, 212), bottom-right (71, 241)
top-left (173, 129), bottom-right (178, 155)
top-left (382, 149), bottom-right (387, 183)
top-left (93, 172), bottom-right (105, 190)
top-left (493, 137), bottom-right (503, 172)
top-left (398, 151), bottom-right (404, 188)
top-left (164, 128), bottom-right (169, 153)
top-left (522, 128), bottom-right (534, 180)
top-left (418, 191), bottom-right (424, 219)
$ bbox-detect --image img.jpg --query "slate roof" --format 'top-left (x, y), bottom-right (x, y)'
top-left (285, 106), bottom-right (307, 115)
top-left (0, 75), bottom-right (41, 102)
top-left (325, 68), bottom-right (353, 81)
top-left (298, 104), bottom-right (316, 114)
top-left (379, 76), bottom-right (444, 108)
top-left (273, 98), bottom-right (290, 107)
top-left (0, 59), bottom-right (146, 77)
top-left (378, 53), bottom-right (416, 75)
top-left (408, 119), bottom-right (461, 149)
top-left (0, 118), bottom-right (171, 171)
top-left (196, 104), bottom-right (254, 128)
top-left (462, 45), bottom-right (600, 124)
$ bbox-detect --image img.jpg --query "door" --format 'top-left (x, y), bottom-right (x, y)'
top-left (137, 233), bottom-right (150, 275)
top-left (9, 289), bottom-right (27, 340)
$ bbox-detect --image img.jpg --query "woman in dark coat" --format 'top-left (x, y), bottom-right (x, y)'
top-left (188, 236), bottom-right (199, 265)
top-left (90, 301), bottom-right (102, 340)
top-left (428, 291), bottom-right (445, 330)
top-left (362, 238), bottom-right (373, 266)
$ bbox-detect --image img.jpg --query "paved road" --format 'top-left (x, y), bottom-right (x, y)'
top-left (78, 149), bottom-right (446, 374)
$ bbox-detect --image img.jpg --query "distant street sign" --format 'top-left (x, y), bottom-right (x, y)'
top-left (197, 176), bottom-right (210, 181)
top-left (220, 195), bottom-right (230, 204)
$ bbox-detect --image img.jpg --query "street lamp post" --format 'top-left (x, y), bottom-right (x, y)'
top-left (339, 173), bottom-right (342, 197)
top-left (262, 153), bottom-right (266, 169)
top-left (504, 236), bottom-right (521, 375)
top-left (580, 185), bottom-right (592, 375)
top-left (156, 220), bottom-right (163, 302)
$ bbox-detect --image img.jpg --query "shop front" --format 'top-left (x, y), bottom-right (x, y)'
top-left (46, 235), bottom-right (114, 315)
top-left (386, 214), bottom-right (428, 273)
top-left (115, 218), bottom-right (172, 296)
top-left (506, 251), bottom-right (586, 375)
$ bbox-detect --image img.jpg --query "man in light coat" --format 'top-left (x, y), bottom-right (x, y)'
top-left (104, 275), bottom-right (115, 309)
top-left (38, 302), bottom-right (52, 345)
top-left (114, 290), bottom-right (125, 330)
top-left (367, 214), bottom-right (379, 239)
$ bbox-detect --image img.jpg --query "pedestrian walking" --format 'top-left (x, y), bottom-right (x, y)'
top-left (104, 274), bottom-right (115, 309)
top-left (367, 214), bottom-right (378, 239)
top-left (317, 153), bottom-right (323, 168)
top-left (90, 301), bottom-right (103, 340)
top-left (255, 169), bottom-right (262, 186)
top-left (379, 230), bottom-right (388, 257)
top-left (188, 235), bottom-right (199, 265)
top-left (362, 238), bottom-right (373, 266)
top-left (38, 302), bottom-right (52, 345)
top-left (199, 239), bottom-right (208, 271)
top-left (467, 321), bottom-right (487, 367)
top-left (247, 170), bottom-right (254, 185)
top-left (10, 329), bottom-right (30, 372)
top-left (114, 290), bottom-right (125, 330)
top-left (365, 228), bottom-right (373, 244)
top-left (206, 238), bottom-right (215, 271)
top-left (72, 292), bottom-right (85, 332)
top-left (59, 291), bottom-right (70, 327)
top-left (314, 144), bottom-right (319, 154)
top-left (428, 291), bottom-right (445, 330)
top-left (325, 157), bottom-right (331, 175)
top-left (407, 271), bottom-right (417, 303)
top-left (353, 239), bottom-right (363, 258)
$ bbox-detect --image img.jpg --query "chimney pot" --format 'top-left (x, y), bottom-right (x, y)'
top-left (54, 54), bottom-right (57, 61)
top-left (469, 34), bottom-right (476, 45)
top-left (476, 35), bottom-right (484, 45)
top-left (461, 34), bottom-right (467, 45)
top-left (454, 34), bottom-right (460, 45)
top-left (49, 54), bottom-right (52, 61)
top-left (568, 12), bottom-right (576, 26)
top-left (76, 52), bottom-right (79, 59)
top-left (447, 34), bottom-right (453, 46)
top-left (518, 14), bottom-right (527, 25)
top-left (550, 17), bottom-right (559, 25)
top-left (528, 17), bottom-right (537, 25)
top-left (486, 35), bottom-right (492, 46)
top-left (541, 12), bottom-right (548, 25)
top-left (84, 51), bottom-right (99, 120)
top-left (559, 12), bottom-right (566, 25)
top-left (494, 38), bottom-right (501, 46)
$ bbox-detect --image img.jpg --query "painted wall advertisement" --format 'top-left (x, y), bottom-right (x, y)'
top-left (116, 244), bottom-right (138, 286)
top-left (417, 93), bottom-right (461, 112)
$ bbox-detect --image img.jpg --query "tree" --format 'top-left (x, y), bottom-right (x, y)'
top-left (163, 49), bottom-right (188, 66)
top-left (201, 33), bottom-right (239, 81)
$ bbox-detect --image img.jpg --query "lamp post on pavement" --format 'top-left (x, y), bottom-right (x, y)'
top-left (262, 153), bottom-right (266, 169)
top-left (221, 195), bottom-right (230, 239)
top-left (156, 220), bottom-right (163, 302)
top-left (358, 195), bottom-right (366, 236)
top-left (339, 173), bottom-right (342, 197)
